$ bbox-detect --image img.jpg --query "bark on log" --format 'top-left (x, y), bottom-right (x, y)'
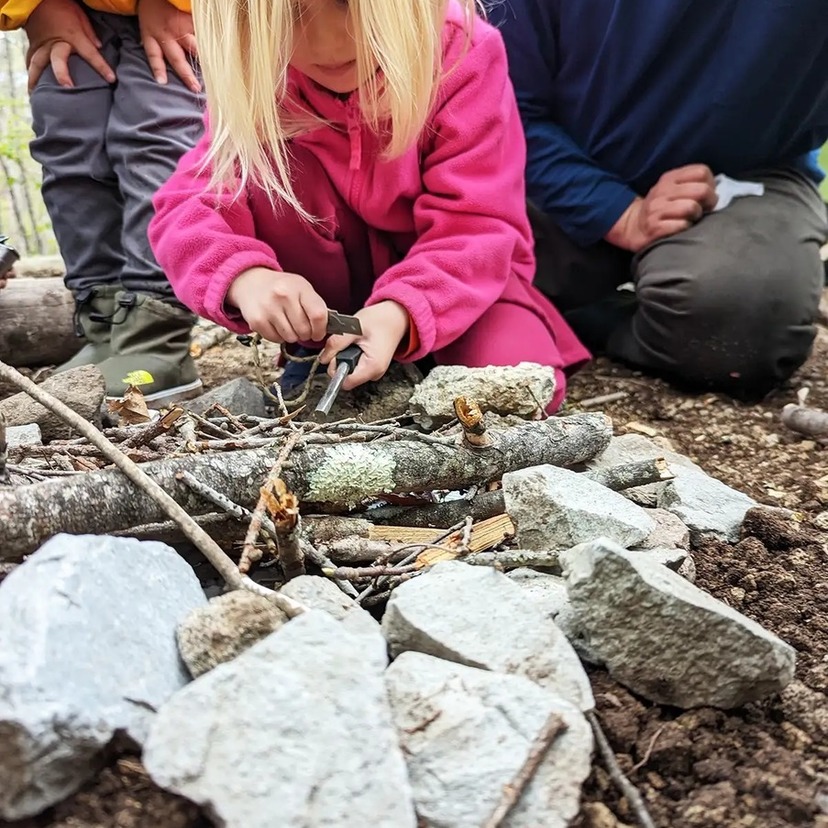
top-left (0, 413), bottom-right (611, 560)
top-left (0, 277), bottom-right (78, 367)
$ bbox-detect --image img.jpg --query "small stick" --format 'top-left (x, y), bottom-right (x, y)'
top-left (322, 563), bottom-right (420, 580)
top-left (240, 429), bottom-right (305, 574)
top-left (464, 550), bottom-right (560, 569)
top-left (587, 711), bottom-right (657, 828)
top-left (0, 411), bottom-right (7, 483)
top-left (264, 479), bottom-right (306, 581)
top-left (631, 725), bottom-right (666, 773)
top-left (483, 712), bottom-right (567, 828)
top-left (457, 515), bottom-right (474, 554)
top-left (454, 397), bottom-right (492, 448)
top-left (585, 457), bottom-right (674, 491)
top-left (579, 391), bottom-right (629, 409)
top-left (206, 403), bottom-right (246, 433)
top-left (187, 410), bottom-right (237, 440)
top-left (121, 407), bottom-right (184, 449)
top-left (189, 323), bottom-right (233, 358)
top-left (0, 359), bottom-right (307, 619)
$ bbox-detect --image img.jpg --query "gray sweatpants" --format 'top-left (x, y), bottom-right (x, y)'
top-left (531, 168), bottom-right (828, 398)
top-left (29, 10), bottom-right (204, 300)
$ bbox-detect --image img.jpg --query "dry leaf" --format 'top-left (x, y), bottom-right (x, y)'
top-left (107, 385), bottom-right (151, 425)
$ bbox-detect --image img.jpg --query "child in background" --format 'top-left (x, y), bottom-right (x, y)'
top-left (150, 0), bottom-right (588, 409)
top-left (0, 0), bottom-right (204, 403)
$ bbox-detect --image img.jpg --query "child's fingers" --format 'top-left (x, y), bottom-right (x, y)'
top-left (161, 39), bottom-right (201, 93)
top-left (301, 291), bottom-right (329, 343)
top-left (142, 36), bottom-right (168, 85)
top-left (321, 333), bottom-right (360, 375)
top-left (50, 42), bottom-right (75, 88)
top-left (74, 38), bottom-right (116, 83)
top-left (27, 45), bottom-right (51, 91)
top-left (180, 33), bottom-right (198, 56)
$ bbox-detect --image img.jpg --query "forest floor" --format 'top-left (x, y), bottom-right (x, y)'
top-left (4, 326), bottom-right (828, 828)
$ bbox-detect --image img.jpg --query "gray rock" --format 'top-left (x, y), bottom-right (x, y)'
top-left (0, 535), bottom-right (206, 820)
top-left (645, 547), bottom-right (691, 573)
top-left (280, 575), bottom-right (388, 671)
top-left (502, 464), bottom-right (655, 551)
top-left (587, 434), bottom-right (702, 507)
top-left (505, 568), bottom-right (602, 665)
top-left (638, 508), bottom-right (690, 550)
top-left (560, 539), bottom-right (796, 708)
top-left (177, 590), bottom-right (288, 678)
top-left (5, 423), bottom-right (42, 448)
top-left (187, 377), bottom-right (268, 418)
top-left (385, 652), bottom-right (592, 828)
top-left (382, 561), bottom-right (593, 710)
top-left (658, 466), bottom-right (757, 542)
top-left (0, 365), bottom-right (105, 441)
top-left (409, 362), bottom-right (556, 426)
top-left (144, 612), bottom-right (416, 828)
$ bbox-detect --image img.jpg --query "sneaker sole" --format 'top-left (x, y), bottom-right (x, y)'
top-left (106, 378), bottom-right (204, 408)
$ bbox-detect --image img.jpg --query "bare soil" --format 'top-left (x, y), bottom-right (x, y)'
top-left (4, 331), bottom-right (828, 828)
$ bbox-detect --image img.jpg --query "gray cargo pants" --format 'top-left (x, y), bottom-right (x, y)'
top-left (531, 168), bottom-right (828, 398)
top-left (29, 10), bottom-right (203, 300)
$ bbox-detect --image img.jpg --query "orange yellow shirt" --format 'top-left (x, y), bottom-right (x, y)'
top-left (1, 0), bottom-right (190, 31)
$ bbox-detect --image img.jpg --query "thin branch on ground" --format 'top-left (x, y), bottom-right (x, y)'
top-left (631, 725), bottom-right (667, 773)
top-left (322, 563), bottom-right (420, 580)
top-left (0, 359), bottom-right (307, 618)
top-left (587, 711), bottom-right (657, 828)
top-left (578, 391), bottom-right (629, 409)
top-left (483, 712), bottom-right (567, 828)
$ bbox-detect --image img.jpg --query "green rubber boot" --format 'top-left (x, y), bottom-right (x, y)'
top-left (56, 285), bottom-right (120, 372)
top-left (99, 291), bottom-right (202, 406)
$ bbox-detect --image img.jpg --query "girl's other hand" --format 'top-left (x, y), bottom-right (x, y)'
top-left (137, 0), bottom-right (201, 93)
top-left (25, 0), bottom-right (116, 91)
top-left (227, 267), bottom-right (330, 344)
top-left (320, 301), bottom-right (410, 391)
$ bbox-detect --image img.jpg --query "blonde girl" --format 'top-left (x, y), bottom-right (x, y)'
top-left (150, 0), bottom-right (588, 408)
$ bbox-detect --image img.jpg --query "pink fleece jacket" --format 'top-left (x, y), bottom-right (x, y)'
top-left (150, 3), bottom-right (588, 368)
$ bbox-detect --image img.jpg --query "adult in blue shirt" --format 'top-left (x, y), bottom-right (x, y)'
top-left (490, 0), bottom-right (828, 399)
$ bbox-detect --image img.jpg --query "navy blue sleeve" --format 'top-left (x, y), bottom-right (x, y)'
top-left (489, 0), bottom-right (638, 246)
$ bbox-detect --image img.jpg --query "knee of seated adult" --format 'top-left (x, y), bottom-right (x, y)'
top-left (634, 277), bottom-right (816, 398)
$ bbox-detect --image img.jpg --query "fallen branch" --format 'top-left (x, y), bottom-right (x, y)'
top-left (578, 391), bottom-right (629, 409)
top-left (189, 323), bottom-right (233, 358)
top-left (483, 712), bottom-right (567, 828)
top-left (263, 479), bottom-right (306, 581)
top-left (587, 711), bottom-right (656, 828)
top-left (0, 359), bottom-right (307, 619)
top-left (0, 414), bottom-right (612, 560)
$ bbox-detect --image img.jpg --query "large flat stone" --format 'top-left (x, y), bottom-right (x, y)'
top-left (503, 464), bottom-right (655, 551)
top-left (0, 535), bottom-right (206, 820)
top-left (187, 377), bottom-right (268, 418)
top-left (281, 575), bottom-right (387, 671)
top-left (658, 466), bottom-right (757, 542)
top-left (559, 539), bottom-right (796, 708)
top-left (144, 612), bottom-right (416, 828)
top-left (382, 561), bottom-right (593, 711)
top-left (386, 652), bottom-right (593, 828)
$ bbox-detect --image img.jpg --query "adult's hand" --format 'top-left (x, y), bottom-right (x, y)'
top-left (137, 0), bottom-right (201, 93)
top-left (25, 0), bottom-right (115, 91)
top-left (606, 164), bottom-right (718, 253)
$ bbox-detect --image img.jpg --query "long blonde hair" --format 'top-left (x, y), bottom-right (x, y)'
top-left (193, 0), bottom-right (479, 215)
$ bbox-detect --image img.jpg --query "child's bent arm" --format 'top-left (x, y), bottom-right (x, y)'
top-left (366, 26), bottom-right (533, 362)
top-left (149, 131), bottom-right (283, 333)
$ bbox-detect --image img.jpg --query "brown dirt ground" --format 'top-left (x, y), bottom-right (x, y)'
top-left (4, 330), bottom-right (828, 828)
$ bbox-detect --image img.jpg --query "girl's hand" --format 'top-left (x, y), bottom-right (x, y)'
top-left (25, 0), bottom-right (115, 91)
top-left (227, 267), bottom-right (329, 344)
top-left (320, 301), bottom-right (410, 391)
top-left (137, 0), bottom-right (201, 93)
